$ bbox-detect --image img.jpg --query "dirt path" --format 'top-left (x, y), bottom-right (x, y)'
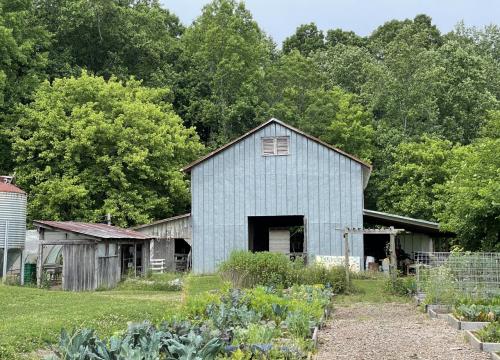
top-left (316, 303), bottom-right (490, 360)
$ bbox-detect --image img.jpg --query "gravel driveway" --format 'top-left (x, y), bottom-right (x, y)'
top-left (316, 303), bottom-right (490, 360)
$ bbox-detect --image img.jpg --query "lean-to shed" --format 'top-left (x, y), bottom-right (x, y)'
top-left (34, 221), bottom-right (152, 291)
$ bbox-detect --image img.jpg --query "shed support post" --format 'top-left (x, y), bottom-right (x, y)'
top-left (343, 230), bottom-right (350, 292)
top-left (2, 220), bottom-right (9, 283)
top-left (36, 228), bottom-right (44, 287)
top-left (20, 250), bottom-right (24, 286)
top-left (389, 228), bottom-right (397, 279)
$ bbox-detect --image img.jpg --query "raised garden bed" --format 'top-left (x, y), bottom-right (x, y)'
top-left (447, 313), bottom-right (489, 331)
top-left (426, 304), bottom-right (452, 319)
top-left (466, 330), bottom-right (500, 352)
top-left (491, 352), bottom-right (500, 360)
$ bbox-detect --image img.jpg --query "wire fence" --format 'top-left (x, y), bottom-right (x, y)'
top-left (414, 252), bottom-right (500, 303)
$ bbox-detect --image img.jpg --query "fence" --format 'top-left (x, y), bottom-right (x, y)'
top-left (415, 252), bottom-right (500, 302)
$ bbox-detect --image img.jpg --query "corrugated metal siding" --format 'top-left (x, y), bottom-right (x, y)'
top-left (0, 192), bottom-right (27, 249)
top-left (191, 122), bottom-right (364, 273)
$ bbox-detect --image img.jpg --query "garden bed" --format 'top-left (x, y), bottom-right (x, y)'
top-left (426, 304), bottom-right (452, 319)
top-left (447, 314), bottom-right (489, 331)
top-left (48, 284), bottom-right (334, 359)
top-left (466, 330), bottom-right (500, 352)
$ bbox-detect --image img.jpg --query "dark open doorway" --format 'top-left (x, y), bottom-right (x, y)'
top-left (363, 233), bottom-right (389, 269)
top-left (248, 216), bottom-right (305, 256)
top-left (121, 243), bottom-right (142, 276)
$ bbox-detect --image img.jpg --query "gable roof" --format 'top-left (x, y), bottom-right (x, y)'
top-left (182, 118), bottom-right (372, 173)
top-left (33, 220), bottom-right (153, 240)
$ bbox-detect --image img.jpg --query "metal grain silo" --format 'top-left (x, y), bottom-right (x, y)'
top-left (0, 176), bottom-right (27, 282)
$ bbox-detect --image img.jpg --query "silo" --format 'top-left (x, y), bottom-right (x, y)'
top-left (0, 176), bottom-right (27, 282)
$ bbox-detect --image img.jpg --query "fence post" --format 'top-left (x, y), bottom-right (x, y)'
top-left (344, 229), bottom-right (350, 292)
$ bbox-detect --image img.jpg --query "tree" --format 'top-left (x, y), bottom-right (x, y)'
top-left (0, 0), bottom-right (50, 173)
top-left (34, 0), bottom-right (184, 87)
top-left (435, 111), bottom-right (500, 251)
top-left (301, 88), bottom-right (375, 161)
top-left (12, 73), bottom-right (203, 226)
top-left (178, 0), bottom-right (273, 145)
top-left (375, 135), bottom-right (454, 221)
top-left (325, 28), bottom-right (365, 48)
top-left (282, 22), bottom-right (325, 56)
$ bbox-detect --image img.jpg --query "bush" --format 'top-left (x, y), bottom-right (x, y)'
top-left (476, 321), bottom-right (500, 343)
top-left (384, 275), bottom-right (416, 296)
top-left (218, 251), bottom-right (349, 293)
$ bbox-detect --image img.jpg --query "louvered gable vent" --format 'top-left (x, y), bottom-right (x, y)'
top-left (261, 136), bottom-right (289, 156)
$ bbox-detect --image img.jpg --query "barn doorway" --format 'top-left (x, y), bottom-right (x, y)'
top-left (120, 243), bottom-right (142, 276)
top-left (248, 216), bottom-right (305, 259)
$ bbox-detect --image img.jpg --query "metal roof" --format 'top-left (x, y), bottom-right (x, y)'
top-left (363, 209), bottom-right (444, 234)
top-left (182, 118), bottom-right (372, 172)
top-left (0, 182), bottom-right (25, 194)
top-left (33, 220), bottom-right (153, 240)
top-left (133, 213), bottom-right (191, 230)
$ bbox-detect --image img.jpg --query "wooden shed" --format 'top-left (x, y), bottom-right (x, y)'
top-left (134, 214), bottom-right (192, 272)
top-left (34, 221), bottom-right (152, 291)
top-left (182, 118), bottom-right (372, 273)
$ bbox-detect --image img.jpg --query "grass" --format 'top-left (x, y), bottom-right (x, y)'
top-left (0, 274), bottom-right (225, 360)
top-left (334, 279), bottom-right (410, 305)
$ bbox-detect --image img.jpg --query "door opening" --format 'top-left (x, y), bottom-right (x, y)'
top-left (248, 216), bottom-right (305, 259)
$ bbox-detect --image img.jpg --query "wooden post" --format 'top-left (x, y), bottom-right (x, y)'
top-left (2, 220), bottom-right (8, 283)
top-left (20, 250), bottom-right (24, 286)
top-left (389, 227), bottom-right (397, 279)
top-left (36, 228), bottom-right (44, 287)
top-left (133, 243), bottom-right (137, 277)
top-left (344, 230), bottom-right (350, 291)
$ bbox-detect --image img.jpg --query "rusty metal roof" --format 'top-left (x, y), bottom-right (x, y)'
top-left (0, 182), bottom-right (26, 194)
top-left (33, 220), bottom-right (153, 240)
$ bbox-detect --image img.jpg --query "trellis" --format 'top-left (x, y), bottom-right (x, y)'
top-left (414, 252), bottom-right (500, 299)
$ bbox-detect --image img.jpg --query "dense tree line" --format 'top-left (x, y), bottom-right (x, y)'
top-left (0, 0), bottom-right (498, 249)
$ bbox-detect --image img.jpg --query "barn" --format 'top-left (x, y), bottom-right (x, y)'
top-left (34, 221), bottom-right (152, 291)
top-left (137, 118), bottom-right (450, 274)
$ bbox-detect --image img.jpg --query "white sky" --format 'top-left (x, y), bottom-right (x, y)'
top-left (161, 0), bottom-right (500, 45)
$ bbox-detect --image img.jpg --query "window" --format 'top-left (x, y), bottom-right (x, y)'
top-left (261, 136), bottom-right (289, 156)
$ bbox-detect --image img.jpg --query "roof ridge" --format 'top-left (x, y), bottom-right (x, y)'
top-left (182, 118), bottom-right (372, 172)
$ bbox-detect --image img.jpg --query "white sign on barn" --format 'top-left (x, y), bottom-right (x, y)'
top-left (315, 255), bottom-right (361, 272)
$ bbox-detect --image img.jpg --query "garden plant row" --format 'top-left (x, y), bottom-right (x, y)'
top-left (47, 284), bottom-right (333, 359)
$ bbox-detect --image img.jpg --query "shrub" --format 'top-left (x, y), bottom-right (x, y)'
top-left (476, 321), bottom-right (500, 343)
top-left (219, 251), bottom-right (295, 288)
top-left (422, 266), bottom-right (457, 305)
top-left (219, 250), bottom-right (349, 293)
top-left (384, 275), bottom-right (416, 296)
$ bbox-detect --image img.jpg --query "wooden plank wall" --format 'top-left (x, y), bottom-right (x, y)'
top-left (96, 255), bottom-right (120, 289)
top-left (191, 122), bottom-right (365, 273)
top-left (62, 244), bottom-right (95, 291)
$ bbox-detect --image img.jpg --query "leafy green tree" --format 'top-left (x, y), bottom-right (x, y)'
top-left (375, 135), bottom-right (454, 221)
top-left (34, 0), bottom-right (183, 87)
top-left (178, 0), bottom-right (273, 145)
top-left (300, 88), bottom-right (375, 161)
top-left (325, 28), bottom-right (366, 48)
top-left (12, 73), bottom-right (203, 226)
top-left (435, 111), bottom-right (500, 251)
top-left (282, 22), bottom-right (325, 56)
top-left (0, 0), bottom-right (50, 173)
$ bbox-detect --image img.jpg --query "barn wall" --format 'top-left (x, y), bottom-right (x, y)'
top-left (191, 122), bottom-right (364, 273)
top-left (62, 244), bottom-right (96, 291)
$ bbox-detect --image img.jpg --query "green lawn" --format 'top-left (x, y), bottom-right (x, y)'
top-left (0, 274), bottom-right (225, 360)
top-left (334, 279), bottom-right (410, 305)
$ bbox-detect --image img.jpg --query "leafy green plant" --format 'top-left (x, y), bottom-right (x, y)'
top-left (384, 275), bottom-right (416, 296)
top-left (454, 304), bottom-right (500, 322)
top-left (285, 311), bottom-right (314, 339)
top-left (476, 322), bottom-right (500, 343)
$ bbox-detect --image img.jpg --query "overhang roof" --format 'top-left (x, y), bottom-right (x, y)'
top-left (182, 118), bottom-right (372, 172)
top-left (363, 209), bottom-right (447, 235)
top-left (133, 213), bottom-right (191, 230)
top-left (34, 220), bottom-right (153, 240)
